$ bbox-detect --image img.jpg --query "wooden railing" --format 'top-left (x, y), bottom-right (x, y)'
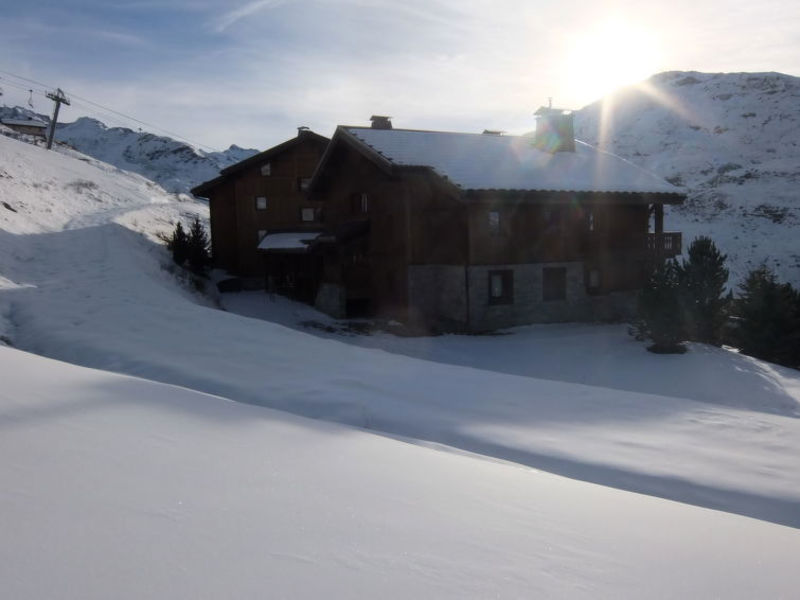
top-left (646, 232), bottom-right (682, 258)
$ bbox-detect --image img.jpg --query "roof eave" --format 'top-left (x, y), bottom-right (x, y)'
top-left (307, 126), bottom-right (396, 196)
top-left (462, 188), bottom-right (686, 204)
top-left (191, 131), bottom-right (329, 197)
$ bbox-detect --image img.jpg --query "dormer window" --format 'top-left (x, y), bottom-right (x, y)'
top-left (260, 163), bottom-right (271, 176)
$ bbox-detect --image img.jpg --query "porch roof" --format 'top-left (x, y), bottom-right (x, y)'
top-left (257, 232), bottom-right (319, 252)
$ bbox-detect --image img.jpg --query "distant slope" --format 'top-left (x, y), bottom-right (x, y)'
top-left (575, 71), bottom-right (800, 286)
top-left (0, 105), bottom-right (257, 194)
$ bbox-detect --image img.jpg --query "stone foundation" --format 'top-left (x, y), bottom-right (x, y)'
top-left (408, 263), bottom-right (636, 332)
top-left (314, 283), bottom-right (346, 319)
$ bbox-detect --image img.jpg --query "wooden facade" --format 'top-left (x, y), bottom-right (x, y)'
top-left (196, 117), bottom-right (685, 332)
top-left (305, 122), bottom-right (685, 331)
top-left (191, 129), bottom-right (329, 281)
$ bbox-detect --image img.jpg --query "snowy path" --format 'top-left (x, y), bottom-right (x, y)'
top-left (2, 134), bottom-right (800, 532)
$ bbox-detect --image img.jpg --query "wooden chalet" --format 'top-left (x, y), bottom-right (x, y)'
top-left (304, 111), bottom-right (685, 331)
top-left (195, 112), bottom-right (685, 332)
top-left (1, 118), bottom-right (48, 138)
top-left (191, 127), bottom-right (329, 286)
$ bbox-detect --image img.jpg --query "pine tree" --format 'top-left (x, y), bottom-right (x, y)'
top-left (677, 236), bottom-right (729, 345)
top-left (187, 217), bottom-right (211, 274)
top-left (635, 259), bottom-right (686, 353)
top-left (734, 266), bottom-right (800, 367)
top-left (167, 221), bottom-right (189, 266)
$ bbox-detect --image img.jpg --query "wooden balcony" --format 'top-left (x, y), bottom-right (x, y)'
top-left (647, 232), bottom-right (682, 259)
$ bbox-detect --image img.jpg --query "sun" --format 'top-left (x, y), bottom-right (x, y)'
top-left (562, 19), bottom-right (661, 105)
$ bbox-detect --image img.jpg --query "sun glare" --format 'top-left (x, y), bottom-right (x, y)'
top-left (562, 19), bottom-right (661, 105)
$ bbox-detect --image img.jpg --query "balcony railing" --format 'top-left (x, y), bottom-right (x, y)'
top-left (647, 232), bottom-right (682, 258)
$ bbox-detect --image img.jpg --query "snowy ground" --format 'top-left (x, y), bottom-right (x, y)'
top-left (4, 346), bottom-right (799, 599)
top-left (1, 134), bottom-right (800, 596)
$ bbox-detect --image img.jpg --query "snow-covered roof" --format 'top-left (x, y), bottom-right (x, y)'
top-left (1, 118), bottom-right (48, 128)
top-left (342, 127), bottom-right (682, 195)
top-left (257, 232), bottom-right (319, 251)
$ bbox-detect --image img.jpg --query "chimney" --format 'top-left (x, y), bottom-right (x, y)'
top-left (297, 125), bottom-right (310, 137)
top-left (533, 106), bottom-right (575, 153)
top-left (370, 115), bottom-right (392, 130)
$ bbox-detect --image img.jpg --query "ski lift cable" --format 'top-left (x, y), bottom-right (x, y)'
top-left (0, 79), bottom-right (48, 98)
top-left (66, 92), bottom-right (219, 152)
top-left (0, 68), bottom-right (220, 152)
top-left (0, 69), bottom-right (51, 92)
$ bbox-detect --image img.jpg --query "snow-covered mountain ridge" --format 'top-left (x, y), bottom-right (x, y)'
top-left (0, 105), bottom-right (257, 194)
top-left (575, 71), bottom-right (800, 286)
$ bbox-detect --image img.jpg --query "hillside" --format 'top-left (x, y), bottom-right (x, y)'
top-left (575, 71), bottom-right (800, 286)
top-left (0, 127), bottom-right (799, 596)
top-left (0, 105), bottom-right (257, 193)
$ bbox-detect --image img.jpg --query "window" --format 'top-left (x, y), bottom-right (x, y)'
top-left (488, 270), bottom-right (513, 305)
top-left (488, 210), bottom-right (500, 235)
top-left (543, 267), bottom-right (567, 301)
top-left (361, 193), bottom-right (369, 213)
top-left (257, 230), bottom-right (267, 242)
top-left (301, 207), bottom-right (316, 222)
top-left (298, 177), bottom-right (311, 192)
top-left (587, 209), bottom-right (595, 232)
top-left (260, 163), bottom-right (271, 176)
top-left (255, 196), bottom-right (267, 210)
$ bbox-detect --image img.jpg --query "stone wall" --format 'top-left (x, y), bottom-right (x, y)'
top-left (467, 262), bottom-right (580, 330)
top-left (314, 283), bottom-right (346, 319)
top-left (467, 262), bottom-right (637, 331)
top-left (407, 265), bottom-right (468, 331)
top-left (406, 262), bottom-right (637, 332)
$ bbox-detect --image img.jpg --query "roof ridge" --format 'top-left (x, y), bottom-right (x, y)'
top-left (344, 125), bottom-right (532, 138)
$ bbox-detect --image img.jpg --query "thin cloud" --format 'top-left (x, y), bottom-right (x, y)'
top-left (214, 0), bottom-right (289, 32)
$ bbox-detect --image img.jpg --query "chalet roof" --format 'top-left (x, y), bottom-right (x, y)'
top-left (191, 130), bottom-right (329, 197)
top-left (338, 126), bottom-right (682, 197)
top-left (257, 232), bottom-right (319, 251)
top-left (1, 118), bottom-right (48, 128)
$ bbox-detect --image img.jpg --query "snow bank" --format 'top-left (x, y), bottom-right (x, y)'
top-left (2, 345), bottom-right (799, 599)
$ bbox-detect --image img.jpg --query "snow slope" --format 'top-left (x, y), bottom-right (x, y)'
top-left (4, 346), bottom-right (799, 599)
top-left (0, 106), bottom-right (257, 193)
top-left (1, 133), bottom-right (799, 536)
top-left (575, 71), bottom-right (800, 287)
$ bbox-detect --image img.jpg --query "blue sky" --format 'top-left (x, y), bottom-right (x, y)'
top-left (2, 0), bottom-right (800, 151)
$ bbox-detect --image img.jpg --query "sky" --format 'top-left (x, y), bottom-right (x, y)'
top-left (1, 0), bottom-right (799, 151)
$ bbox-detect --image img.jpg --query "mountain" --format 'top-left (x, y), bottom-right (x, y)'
top-left (574, 71), bottom-right (800, 287)
top-left (0, 105), bottom-right (257, 194)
